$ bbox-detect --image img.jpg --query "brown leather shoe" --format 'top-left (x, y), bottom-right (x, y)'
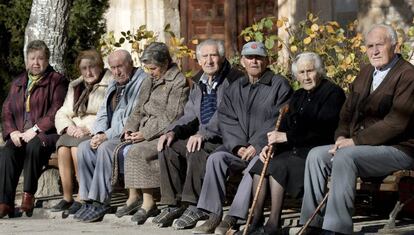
top-left (0, 203), bottom-right (15, 218)
top-left (20, 192), bottom-right (35, 216)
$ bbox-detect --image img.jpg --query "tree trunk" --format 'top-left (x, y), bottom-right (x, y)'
top-left (24, 0), bottom-right (72, 74)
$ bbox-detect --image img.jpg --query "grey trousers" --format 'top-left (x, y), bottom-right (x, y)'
top-left (197, 150), bottom-right (258, 215)
top-left (227, 156), bottom-right (258, 219)
top-left (299, 145), bottom-right (414, 234)
top-left (77, 139), bottom-right (120, 203)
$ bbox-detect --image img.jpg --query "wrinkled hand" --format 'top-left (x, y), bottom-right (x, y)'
top-left (241, 145), bottom-right (256, 161)
top-left (259, 145), bottom-right (273, 162)
top-left (267, 131), bottom-right (287, 144)
top-left (237, 147), bottom-right (247, 158)
top-left (328, 136), bottom-right (355, 155)
top-left (186, 134), bottom-right (204, 153)
top-left (68, 126), bottom-right (89, 138)
top-left (90, 133), bottom-right (107, 149)
top-left (125, 131), bottom-right (144, 143)
top-left (66, 125), bottom-right (78, 137)
top-left (22, 129), bottom-right (37, 143)
top-left (10, 130), bottom-right (23, 147)
top-left (73, 126), bottom-right (90, 138)
top-left (157, 132), bottom-right (175, 152)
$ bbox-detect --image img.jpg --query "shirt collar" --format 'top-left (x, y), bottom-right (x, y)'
top-left (374, 55), bottom-right (399, 73)
top-left (241, 69), bottom-right (273, 87)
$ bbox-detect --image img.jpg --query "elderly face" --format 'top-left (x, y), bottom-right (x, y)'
top-left (26, 49), bottom-right (49, 76)
top-left (108, 51), bottom-right (133, 85)
top-left (79, 58), bottom-right (103, 85)
top-left (144, 63), bottom-right (167, 80)
top-left (241, 55), bottom-right (268, 78)
top-left (296, 59), bottom-right (321, 91)
top-left (198, 44), bottom-right (223, 76)
top-left (365, 27), bottom-right (396, 69)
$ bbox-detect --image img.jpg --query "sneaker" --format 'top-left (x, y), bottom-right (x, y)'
top-left (215, 215), bottom-right (237, 235)
top-left (152, 206), bottom-right (186, 227)
top-left (172, 207), bottom-right (209, 230)
top-left (193, 212), bottom-right (222, 234)
top-left (115, 199), bottom-right (142, 218)
top-left (51, 199), bottom-right (73, 212)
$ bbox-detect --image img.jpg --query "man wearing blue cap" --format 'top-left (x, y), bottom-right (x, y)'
top-left (191, 41), bottom-right (293, 234)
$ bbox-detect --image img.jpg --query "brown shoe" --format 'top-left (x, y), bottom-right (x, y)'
top-left (20, 192), bottom-right (35, 216)
top-left (214, 215), bottom-right (237, 235)
top-left (0, 203), bottom-right (15, 218)
top-left (193, 212), bottom-right (222, 234)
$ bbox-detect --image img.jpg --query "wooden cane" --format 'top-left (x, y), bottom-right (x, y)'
top-left (296, 192), bottom-right (329, 235)
top-left (243, 105), bottom-right (289, 235)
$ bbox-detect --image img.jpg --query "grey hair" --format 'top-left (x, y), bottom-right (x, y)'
top-left (26, 40), bottom-right (50, 59)
top-left (140, 42), bottom-right (172, 67)
top-left (196, 39), bottom-right (225, 60)
top-left (291, 52), bottom-right (325, 77)
top-left (365, 24), bottom-right (398, 46)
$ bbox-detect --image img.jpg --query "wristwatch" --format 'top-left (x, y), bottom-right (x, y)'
top-left (32, 125), bottom-right (40, 134)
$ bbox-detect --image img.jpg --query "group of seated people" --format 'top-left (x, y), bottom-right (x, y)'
top-left (0, 23), bottom-right (413, 235)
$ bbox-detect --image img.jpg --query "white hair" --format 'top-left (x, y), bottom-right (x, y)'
top-left (196, 39), bottom-right (225, 60)
top-left (291, 52), bottom-right (325, 77)
top-left (365, 24), bottom-right (398, 46)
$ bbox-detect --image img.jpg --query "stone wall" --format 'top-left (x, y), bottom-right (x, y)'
top-left (104, 0), bottom-right (181, 65)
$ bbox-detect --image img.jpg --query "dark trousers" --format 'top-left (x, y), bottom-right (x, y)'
top-left (158, 138), bottom-right (221, 206)
top-left (0, 137), bottom-right (52, 205)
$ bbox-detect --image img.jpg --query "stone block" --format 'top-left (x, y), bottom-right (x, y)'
top-left (35, 168), bottom-right (62, 199)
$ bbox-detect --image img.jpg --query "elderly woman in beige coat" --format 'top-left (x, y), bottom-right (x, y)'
top-left (113, 42), bottom-right (189, 224)
top-left (52, 49), bottom-right (112, 214)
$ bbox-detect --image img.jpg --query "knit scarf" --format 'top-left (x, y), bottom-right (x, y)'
top-left (26, 73), bottom-right (43, 112)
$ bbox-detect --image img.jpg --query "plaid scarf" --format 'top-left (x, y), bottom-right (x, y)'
top-left (26, 73), bottom-right (43, 112)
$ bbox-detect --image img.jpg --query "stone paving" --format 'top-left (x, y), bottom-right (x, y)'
top-left (0, 205), bottom-right (413, 235)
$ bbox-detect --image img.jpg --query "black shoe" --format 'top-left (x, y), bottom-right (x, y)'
top-left (132, 206), bottom-right (161, 225)
top-left (321, 229), bottom-right (347, 235)
top-left (115, 199), bottom-right (142, 218)
top-left (51, 200), bottom-right (73, 212)
top-left (300, 226), bottom-right (324, 235)
top-left (68, 201), bottom-right (82, 214)
top-left (152, 206), bottom-right (186, 227)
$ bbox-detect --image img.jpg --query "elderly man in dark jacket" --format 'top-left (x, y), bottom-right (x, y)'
top-left (154, 39), bottom-right (243, 228)
top-left (0, 40), bottom-right (68, 218)
top-left (300, 24), bottom-right (414, 235)
top-left (188, 41), bottom-right (293, 233)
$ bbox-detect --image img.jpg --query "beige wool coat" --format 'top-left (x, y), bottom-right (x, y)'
top-left (55, 69), bottom-right (112, 134)
top-left (118, 64), bottom-right (189, 189)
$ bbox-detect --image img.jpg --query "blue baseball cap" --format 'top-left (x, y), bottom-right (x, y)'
top-left (241, 41), bottom-right (267, 57)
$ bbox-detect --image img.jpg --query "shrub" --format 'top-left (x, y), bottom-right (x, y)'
top-left (99, 24), bottom-right (195, 77)
top-left (239, 14), bottom-right (368, 92)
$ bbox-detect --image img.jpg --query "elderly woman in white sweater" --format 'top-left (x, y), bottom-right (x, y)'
top-left (52, 49), bottom-right (112, 214)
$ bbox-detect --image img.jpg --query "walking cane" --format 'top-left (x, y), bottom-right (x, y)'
top-left (243, 105), bottom-right (289, 235)
top-left (296, 192), bottom-right (329, 235)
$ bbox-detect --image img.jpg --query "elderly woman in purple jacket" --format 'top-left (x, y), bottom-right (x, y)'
top-left (0, 40), bottom-right (68, 218)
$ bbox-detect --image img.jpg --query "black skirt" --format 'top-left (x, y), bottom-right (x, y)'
top-left (250, 147), bottom-right (310, 198)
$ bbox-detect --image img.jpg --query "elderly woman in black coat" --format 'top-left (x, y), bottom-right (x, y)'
top-left (247, 52), bottom-right (346, 234)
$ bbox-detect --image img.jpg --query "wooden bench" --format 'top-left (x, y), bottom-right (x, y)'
top-left (356, 170), bottom-right (414, 229)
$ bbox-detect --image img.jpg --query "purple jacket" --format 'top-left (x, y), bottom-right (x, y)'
top-left (2, 66), bottom-right (68, 146)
